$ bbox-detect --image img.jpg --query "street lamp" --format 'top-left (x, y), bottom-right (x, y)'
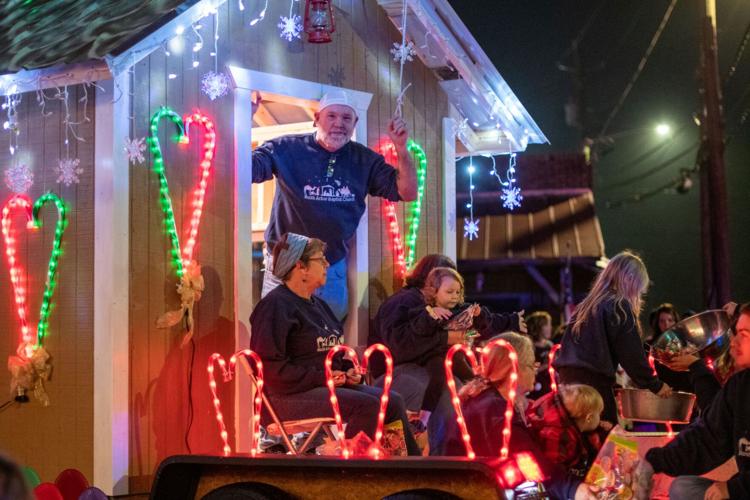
top-left (654, 123), bottom-right (671, 137)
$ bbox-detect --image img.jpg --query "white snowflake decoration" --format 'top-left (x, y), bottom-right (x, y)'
top-left (391, 41), bottom-right (417, 64)
top-left (201, 71), bottom-right (231, 101)
top-left (4, 163), bottom-right (33, 193)
top-left (463, 217), bottom-right (479, 240)
top-left (124, 136), bottom-right (146, 165)
top-left (278, 15), bottom-right (302, 41)
top-left (501, 186), bottom-right (523, 210)
top-left (55, 158), bottom-right (83, 186)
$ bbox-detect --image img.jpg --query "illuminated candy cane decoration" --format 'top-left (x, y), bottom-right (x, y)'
top-left (180, 112), bottom-right (216, 269)
top-left (444, 344), bottom-right (480, 459)
top-left (324, 343), bottom-right (394, 459)
top-left (548, 344), bottom-right (562, 394)
top-left (207, 353), bottom-right (232, 456)
top-left (2, 193), bottom-right (68, 347)
top-left (647, 350), bottom-right (674, 438)
top-left (149, 107), bottom-right (187, 276)
top-left (481, 338), bottom-right (519, 460)
top-left (207, 350), bottom-right (266, 456)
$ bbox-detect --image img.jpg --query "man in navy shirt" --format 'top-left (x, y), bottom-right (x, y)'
top-left (252, 90), bottom-right (417, 320)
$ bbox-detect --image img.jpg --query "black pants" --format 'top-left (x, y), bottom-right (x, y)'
top-left (557, 366), bottom-right (618, 423)
top-left (421, 353), bottom-right (475, 413)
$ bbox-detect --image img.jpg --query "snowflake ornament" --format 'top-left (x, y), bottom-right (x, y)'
top-left (124, 136), bottom-right (146, 165)
top-left (201, 71), bottom-right (231, 101)
top-left (391, 41), bottom-right (417, 64)
top-left (501, 186), bottom-right (523, 210)
top-left (278, 15), bottom-right (302, 41)
top-left (463, 217), bottom-right (480, 240)
top-left (55, 158), bottom-right (83, 186)
top-left (4, 163), bottom-right (33, 193)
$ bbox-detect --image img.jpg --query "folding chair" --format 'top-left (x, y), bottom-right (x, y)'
top-left (237, 355), bottom-right (338, 455)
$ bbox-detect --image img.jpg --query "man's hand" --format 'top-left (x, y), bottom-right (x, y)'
top-left (331, 370), bottom-right (347, 387)
top-left (388, 117), bottom-right (409, 151)
top-left (665, 352), bottom-right (700, 372)
top-left (704, 481), bottom-right (729, 500)
top-left (516, 310), bottom-right (527, 334)
top-left (656, 383), bottom-right (673, 398)
top-left (345, 367), bottom-right (362, 385)
top-left (251, 91), bottom-right (262, 117)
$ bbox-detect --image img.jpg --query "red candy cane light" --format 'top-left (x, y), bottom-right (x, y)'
top-left (548, 343), bottom-right (562, 394)
top-left (2, 195), bottom-right (35, 347)
top-left (444, 344), bottom-right (480, 459)
top-left (647, 350), bottom-right (675, 438)
top-left (207, 350), bottom-right (266, 456)
top-left (325, 343), bottom-right (393, 459)
top-left (181, 112), bottom-right (216, 269)
top-left (481, 338), bottom-right (519, 460)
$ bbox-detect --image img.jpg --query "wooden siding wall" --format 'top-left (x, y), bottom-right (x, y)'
top-left (0, 86), bottom-right (95, 482)
top-left (128, 0), bottom-right (450, 487)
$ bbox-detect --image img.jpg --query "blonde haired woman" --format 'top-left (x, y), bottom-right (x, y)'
top-left (553, 251), bottom-right (672, 423)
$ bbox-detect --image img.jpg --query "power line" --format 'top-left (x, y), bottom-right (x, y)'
top-left (599, 141), bottom-right (698, 190)
top-left (723, 21), bottom-right (750, 86)
top-left (597, 0), bottom-right (679, 138)
top-left (556, 0), bottom-right (607, 66)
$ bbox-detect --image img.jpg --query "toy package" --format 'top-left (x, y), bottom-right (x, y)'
top-left (585, 431), bottom-right (644, 499)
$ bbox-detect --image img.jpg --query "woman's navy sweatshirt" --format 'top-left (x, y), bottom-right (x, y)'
top-left (553, 297), bottom-right (662, 393)
top-left (249, 284), bottom-right (350, 395)
top-left (646, 369), bottom-right (750, 499)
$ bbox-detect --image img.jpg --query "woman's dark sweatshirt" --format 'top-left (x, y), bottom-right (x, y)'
top-left (249, 284), bottom-right (350, 395)
top-left (553, 297), bottom-right (663, 393)
top-left (443, 388), bottom-right (581, 500)
top-left (646, 369), bottom-right (750, 499)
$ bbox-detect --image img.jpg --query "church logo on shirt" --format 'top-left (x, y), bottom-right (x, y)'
top-left (317, 332), bottom-right (344, 351)
top-left (303, 178), bottom-right (355, 203)
top-left (739, 436), bottom-right (750, 458)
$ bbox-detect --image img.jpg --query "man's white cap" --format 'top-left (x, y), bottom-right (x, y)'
top-left (318, 90), bottom-right (357, 115)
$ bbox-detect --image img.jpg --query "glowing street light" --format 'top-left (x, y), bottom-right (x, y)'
top-left (655, 123), bottom-right (672, 137)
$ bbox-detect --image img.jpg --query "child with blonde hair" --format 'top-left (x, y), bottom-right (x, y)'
top-left (527, 384), bottom-right (608, 477)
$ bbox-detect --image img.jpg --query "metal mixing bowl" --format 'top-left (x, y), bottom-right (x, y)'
top-left (615, 388), bottom-right (696, 423)
top-left (651, 309), bottom-right (731, 363)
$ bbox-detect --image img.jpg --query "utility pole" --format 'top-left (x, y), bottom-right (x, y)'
top-left (699, 0), bottom-right (731, 308)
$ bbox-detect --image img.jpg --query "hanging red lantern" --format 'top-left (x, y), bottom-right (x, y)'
top-left (304, 0), bottom-right (336, 44)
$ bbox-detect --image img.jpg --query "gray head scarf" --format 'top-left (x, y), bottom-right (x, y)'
top-left (272, 233), bottom-right (311, 279)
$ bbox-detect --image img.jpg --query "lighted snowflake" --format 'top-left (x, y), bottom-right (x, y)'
top-left (278, 15), bottom-right (302, 41)
top-left (4, 163), bottom-right (33, 193)
top-left (391, 41), bottom-right (417, 64)
top-left (124, 136), bottom-right (146, 165)
top-left (55, 158), bottom-right (83, 186)
top-left (463, 217), bottom-right (479, 240)
top-left (501, 186), bottom-right (523, 210)
top-left (201, 71), bottom-right (231, 101)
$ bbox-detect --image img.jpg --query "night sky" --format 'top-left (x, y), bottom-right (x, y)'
top-left (448, 0), bottom-right (750, 316)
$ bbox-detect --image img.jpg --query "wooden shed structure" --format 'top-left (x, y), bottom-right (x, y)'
top-left (0, 0), bottom-right (545, 493)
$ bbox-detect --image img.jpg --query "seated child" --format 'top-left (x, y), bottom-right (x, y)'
top-left (526, 383), bottom-right (608, 478)
top-left (410, 267), bottom-right (522, 425)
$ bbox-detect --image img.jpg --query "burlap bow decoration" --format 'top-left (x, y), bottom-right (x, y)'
top-left (156, 260), bottom-right (204, 347)
top-left (7, 342), bottom-right (52, 406)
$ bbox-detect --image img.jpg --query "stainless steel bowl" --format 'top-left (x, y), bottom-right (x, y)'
top-left (615, 388), bottom-right (696, 423)
top-left (651, 309), bottom-right (731, 363)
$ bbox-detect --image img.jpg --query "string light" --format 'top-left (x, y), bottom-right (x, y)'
top-left (249, 0), bottom-right (268, 26)
top-left (2, 193), bottom-right (68, 347)
top-left (207, 350), bottom-right (266, 457)
top-left (490, 152), bottom-right (523, 210)
top-left (444, 343), bottom-right (479, 460)
top-left (464, 158), bottom-right (479, 240)
top-left (181, 112), bottom-right (216, 268)
top-left (148, 107), bottom-right (187, 277)
top-left (324, 344), bottom-right (393, 459)
top-left (379, 139), bottom-right (428, 277)
top-left (481, 338), bottom-right (519, 460)
top-left (548, 344), bottom-right (561, 394)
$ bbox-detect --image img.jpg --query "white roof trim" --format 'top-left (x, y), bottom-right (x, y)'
top-left (377, 0), bottom-right (548, 153)
top-left (0, 61), bottom-right (110, 96)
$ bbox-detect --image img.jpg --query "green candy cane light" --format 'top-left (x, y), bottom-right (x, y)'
top-left (148, 106), bottom-right (187, 277)
top-left (404, 139), bottom-right (427, 271)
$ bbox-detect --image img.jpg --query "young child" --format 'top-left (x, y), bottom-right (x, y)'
top-left (526, 383), bottom-right (608, 478)
top-left (411, 267), bottom-right (522, 427)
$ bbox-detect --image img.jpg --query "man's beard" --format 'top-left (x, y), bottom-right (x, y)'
top-left (319, 131), bottom-right (350, 151)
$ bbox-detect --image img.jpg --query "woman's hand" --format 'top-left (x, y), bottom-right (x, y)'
top-left (345, 367), bottom-right (362, 385)
top-left (656, 383), bottom-right (673, 398)
top-left (331, 370), bottom-right (347, 387)
top-left (704, 481), bottom-right (729, 500)
top-left (447, 330), bottom-right (466, 345)
top-left (599, 420), bottom-right (614, 431)
top-left (573, 483), bottom-right (599, 500)
top-left (722, 302), bottom-right (738, 318)
top-left (665, 352), bottom-right (700, 372)
top-left (516, 310), bottom-right (527, 334)
top-left (429, 306), bottom-right (453, 321)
